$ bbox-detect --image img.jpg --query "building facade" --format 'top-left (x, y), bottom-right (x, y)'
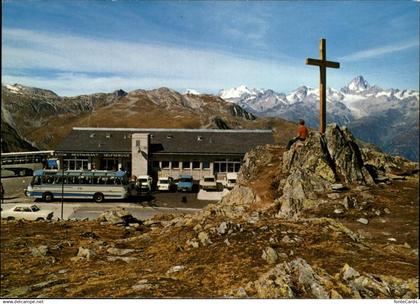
top-left (55, 128), bottom-right (274, 181)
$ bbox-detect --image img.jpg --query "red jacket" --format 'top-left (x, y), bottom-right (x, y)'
top-left (297, 125), bottom-right (308, 140)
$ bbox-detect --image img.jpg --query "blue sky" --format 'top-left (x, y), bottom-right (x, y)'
top-left (2, 0), bottom-right (419, 96)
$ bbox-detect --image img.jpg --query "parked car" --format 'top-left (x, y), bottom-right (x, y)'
top-left (199, 175), bottom-right (217, 190)
top-left (1, 204), bottom-right (54, 221)
top-left (136, 175), bottom-right (153, 192)
top-left (225, 172), bottom-right (238, 190)
top-left (157, 177), bottom-right (176, 191)
top-left (177, 175), bottom-right (194, 192)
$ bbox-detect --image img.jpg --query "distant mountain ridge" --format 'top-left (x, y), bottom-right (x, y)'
top-left (1, 83), bottom-right (296, 154)
top-left (218, 76), bottom-right (419, 161)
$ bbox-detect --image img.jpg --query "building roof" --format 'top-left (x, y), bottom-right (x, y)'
top-left (56, 127), bottom-right (274, 156)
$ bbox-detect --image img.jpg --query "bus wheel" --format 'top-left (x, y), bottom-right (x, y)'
top-left (93, 193), bottom-right (104, 203)
top-left (43, 192), bottom-right (53, 202)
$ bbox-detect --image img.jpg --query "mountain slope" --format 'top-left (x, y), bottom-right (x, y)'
top-left (219, 76), bottom-right (419, 161)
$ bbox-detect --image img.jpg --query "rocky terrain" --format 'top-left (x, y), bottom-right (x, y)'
top-left (1, 83), bottom-right (296, 152)
top-left (219, 76), bottom-right (419, 161)
top-left (1, 124), bottom-right (418, 299)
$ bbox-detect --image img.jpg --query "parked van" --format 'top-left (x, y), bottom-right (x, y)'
top-left (137, 175), bottom-right (153, 192)
top-left (225, 172), bottom-right (237, 190)
top-left (157, 177), bottom-right (176, 191)
top-left (199, 175), bottom-right (217, 190)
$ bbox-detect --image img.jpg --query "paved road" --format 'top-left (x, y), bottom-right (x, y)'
top-left (1, 175), bottom-right (216, 220)
top-left (0, 202), bottom-right (201, 221)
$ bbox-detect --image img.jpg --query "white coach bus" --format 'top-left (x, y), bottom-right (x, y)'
top-left (25, 169), bottom-right (130, 203)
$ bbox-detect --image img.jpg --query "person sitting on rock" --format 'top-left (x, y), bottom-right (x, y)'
top-left (286, 119), bottom-right (309, 150)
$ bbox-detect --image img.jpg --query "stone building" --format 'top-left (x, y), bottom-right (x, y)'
top-left (55, 127), bottom-right (274, 180)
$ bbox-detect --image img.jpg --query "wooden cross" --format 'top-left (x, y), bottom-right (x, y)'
top-left (306, 38), bottom-right (340, 134)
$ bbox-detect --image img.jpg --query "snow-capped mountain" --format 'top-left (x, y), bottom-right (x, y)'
top-left (219, 76), bottom-right (419, 161)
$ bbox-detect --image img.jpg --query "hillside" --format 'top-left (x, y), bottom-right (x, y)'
top-left (1, 124), bottom-right (418, 298)
top-left (219, 76), bottom-right (419, 161)
top-left (1, 84), bottom-right (296, 152)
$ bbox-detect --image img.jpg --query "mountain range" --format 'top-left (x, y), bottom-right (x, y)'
top-left (218, 76), bottom-right (419, 161)
top-left (1, 77), bottom-right (418, 161)
top-left (1, 84), bottom-right (296, 153)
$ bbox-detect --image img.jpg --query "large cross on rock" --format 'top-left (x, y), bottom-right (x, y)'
top-left (306, 38), bottom-right (340, 134)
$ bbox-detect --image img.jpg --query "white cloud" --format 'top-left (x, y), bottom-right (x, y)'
top-left (2, 27), bottom-right (350, 96)
top-left (339, 40), bottom-right (418, 62)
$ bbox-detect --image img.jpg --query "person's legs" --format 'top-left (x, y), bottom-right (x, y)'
top-left (286, 137), bottom-right (298, 150)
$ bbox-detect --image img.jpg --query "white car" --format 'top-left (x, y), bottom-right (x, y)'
top-left (225, 173), bottom-right (238, 190)
top-left (199, 175), bottom-right (218, 190)
top-left (1, 204), bottom-right (54, 221)
top-left (157, 177), bottom-right (176, 191)
top-left (136, 175), bottom-right (153, 192)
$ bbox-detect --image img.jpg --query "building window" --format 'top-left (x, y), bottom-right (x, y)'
top-left (162, 161), bottom-right (170, 169)
top-left (64, 158), bottom-right (88, 170)
top-left (182, 161), bottom-right (191, 169)
top-left (192, 161), bottom-right (200, 170)
top-left (172, 161), bottom-right (180, 169)
top-left (100, 158), bottom-right (118, 170)
top-left (202, 161), bottom-right (210, 170)
top-left (214, 159), bottom-right (241, 173)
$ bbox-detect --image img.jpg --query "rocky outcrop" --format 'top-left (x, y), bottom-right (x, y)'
top-left (278, 124), bottom-right (377, 217)
top-left (283, 124), bottom-right (375, 185)
top-left (238, 258), bottom-right (418, 299)
top-left (238, 145), bottom-right (278, 183)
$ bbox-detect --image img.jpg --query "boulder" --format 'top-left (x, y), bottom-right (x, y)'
top-left (31, 245), bottom-right (49, 257)
top-left (276, 168), bottom-right (329, 217)
top-left (98, 208), bottom-right (140, 226)
top-left (261, 247), bottom-right (278, 264)
top-left (167, 265), bottom-right (185, 274)
top-left (198, 231), bottom-right (212, 246)
top-left (76, 247), bottom-right (95, 260)
top-left (356, 218), bottom-right (369, 225)
top-left (340, 264), bottom-right (360, 281)
top-left (324, 125), bottom-right (375, 185)
top-left (132, 279), bottom-right (154, 291)
top-left (107, 247), bottom-right (135, 256)
top-left (217, 222), bottom-right (229, 235)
